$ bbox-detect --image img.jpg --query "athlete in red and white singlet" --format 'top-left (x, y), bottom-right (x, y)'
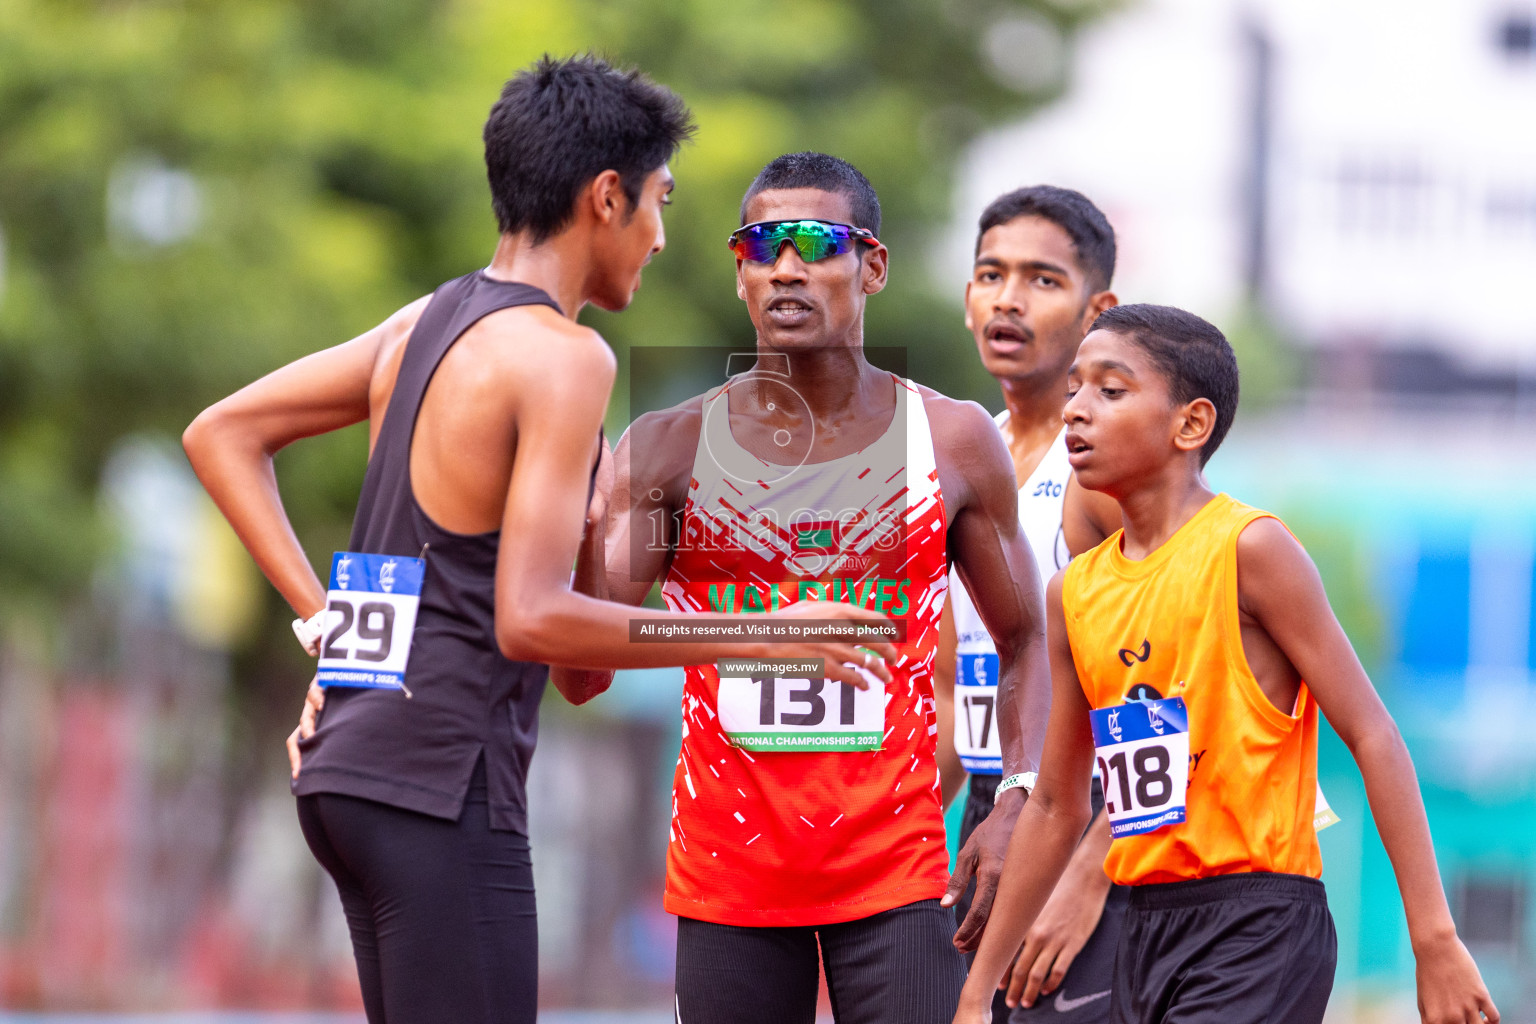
top-left (554, 153), bottom-right (1050, 1024)
top-left (661, 372), bottom-right (950, 925)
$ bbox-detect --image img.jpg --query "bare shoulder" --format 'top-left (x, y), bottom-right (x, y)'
top-left (1235, 514), bottom-right (1309, 564)
top-left (627, 391), bottom-right (706, 448)
top-left (373, 296), bottom-right (436, 348)
top-left (620, 392), bottom-right (708, 505)
top-left (918, 387), bottom-right (1009, 465)
top-left (378, 293), bottom-right (434, 341)
top-left (462, 304), bottom-right (616, 391)
top-left (368, 294), bottom-right (435, 404)
top-left (1235, 514), bottom-right (1320, 608)
top-left (916, 385), bottom-right (1012, 513)
top-left (914, 384), bottom-right (998, 446)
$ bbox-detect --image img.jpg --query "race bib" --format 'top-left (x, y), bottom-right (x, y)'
top-left (316, 551), bottom-right (426, 691)
top-left (954, 652), bottom-right (1002, 773)
top-left (717, 658), bottom-right (885, 751)
top-left (1091, 697), bottom-right (1189, 838)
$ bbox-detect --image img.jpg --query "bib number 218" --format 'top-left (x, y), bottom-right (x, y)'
top-left (1089, 697), bottom-right (1189, 838)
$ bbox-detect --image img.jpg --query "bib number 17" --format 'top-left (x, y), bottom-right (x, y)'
top-left (953, 652), bottom-right (1002, 774)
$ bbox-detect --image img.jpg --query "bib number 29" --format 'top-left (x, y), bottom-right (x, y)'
top-left (1090, 697), bottom-right (1189, 837)
top-left (316, 552), bottom-right (425, 692)
top-left (321, 599), bottom-right (396, 662)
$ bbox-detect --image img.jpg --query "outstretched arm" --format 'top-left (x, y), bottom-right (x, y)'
top-left (492, 336), bottom-right (888, 678)
top-left (954, 570), bottom-right (1095, 1024)
top-left (513, 380), bottom-right (895, 687)
top-left (1237, 518), bottom-right (1498, 1024)
top-left (547, 414), bottom-right (682, 703)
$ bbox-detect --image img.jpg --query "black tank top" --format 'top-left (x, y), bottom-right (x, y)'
top-left (292, 271), bottom-right (568, 834)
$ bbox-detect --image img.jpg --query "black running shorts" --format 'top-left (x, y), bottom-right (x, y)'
top-left (1010, 884), bottom-right (1127, 1022)
top-left (1110, 873), bottom-right (1336, 1024)
top-left (674, 898), bottom-right (966, 1024)
top-left (955, 775), bottom-right (1125, 1024)
top-left (296, 755), bottom-right (538, 1024)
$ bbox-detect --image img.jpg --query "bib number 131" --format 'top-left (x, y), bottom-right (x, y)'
top-left (717, 668), bottom-right (885, 751)
top-left (316, 551), bottom-right (426, 692)
top-left (1089, 697), bottom-right (1189, 837)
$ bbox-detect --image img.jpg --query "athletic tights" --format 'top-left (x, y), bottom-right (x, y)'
top-left (296, 754), bottom-right (537, 1024)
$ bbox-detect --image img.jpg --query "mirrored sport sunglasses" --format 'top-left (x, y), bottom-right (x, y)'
top-left (727, 219), bottom-right (880, 264)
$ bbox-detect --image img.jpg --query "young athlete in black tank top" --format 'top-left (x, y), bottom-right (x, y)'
top-left (291, 276), bottom-right (571, 1023)
top-left (293, 276), bottom-right (563, 832)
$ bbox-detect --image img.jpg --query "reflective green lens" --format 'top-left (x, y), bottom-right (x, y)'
top-left (728, 220), bottom-right (871, 263)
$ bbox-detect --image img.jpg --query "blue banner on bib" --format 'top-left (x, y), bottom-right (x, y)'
top-left (1090, 697), bottom-right (1187, 747)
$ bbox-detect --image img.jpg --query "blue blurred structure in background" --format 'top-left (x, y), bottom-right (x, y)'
top-left (1216, 410), bottom-right (1536, 1019)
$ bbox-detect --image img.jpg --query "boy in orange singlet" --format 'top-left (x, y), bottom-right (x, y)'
top-left (954, 305), bottom-right (1499, 1024)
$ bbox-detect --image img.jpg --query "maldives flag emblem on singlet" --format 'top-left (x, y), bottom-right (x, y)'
top-left (792, 520), bottom-right (841, 553)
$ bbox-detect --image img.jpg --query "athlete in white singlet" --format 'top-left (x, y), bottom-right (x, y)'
top-left (948, 410), bottom-right (1071, 776)
top-left (933, 187), bottom-right (1124, 1023)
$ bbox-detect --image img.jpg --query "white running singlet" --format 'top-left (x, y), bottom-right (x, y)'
top-left (950, 413), bottom-right (1071, 774)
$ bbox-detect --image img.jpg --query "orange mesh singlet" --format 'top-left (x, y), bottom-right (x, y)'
top-left (1062, 493), bottom-right (1323, 887)
top-left (660, 374), bottom-right (951, 926)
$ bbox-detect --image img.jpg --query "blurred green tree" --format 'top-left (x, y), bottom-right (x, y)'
top-left (0, 0), bottom-right (1109, 690)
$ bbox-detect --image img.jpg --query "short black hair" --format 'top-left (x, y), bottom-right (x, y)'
top-left (976, 185), bottom-right (1116, 291)
top-left (1090, 304), bottom-right (1238, 466)
top-left (483, 54), bottom-right (694, 242)
top-left (740, 152), bottom-right (881, 236)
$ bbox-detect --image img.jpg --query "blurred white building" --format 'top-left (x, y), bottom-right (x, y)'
top-left (946, 0), bottom-right (1536, 384)
top-left (944, 7), bottom-right (1536, 1013)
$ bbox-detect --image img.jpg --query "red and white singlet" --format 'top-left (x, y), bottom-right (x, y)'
top-left (659, 371), bottom-right (951, 926)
